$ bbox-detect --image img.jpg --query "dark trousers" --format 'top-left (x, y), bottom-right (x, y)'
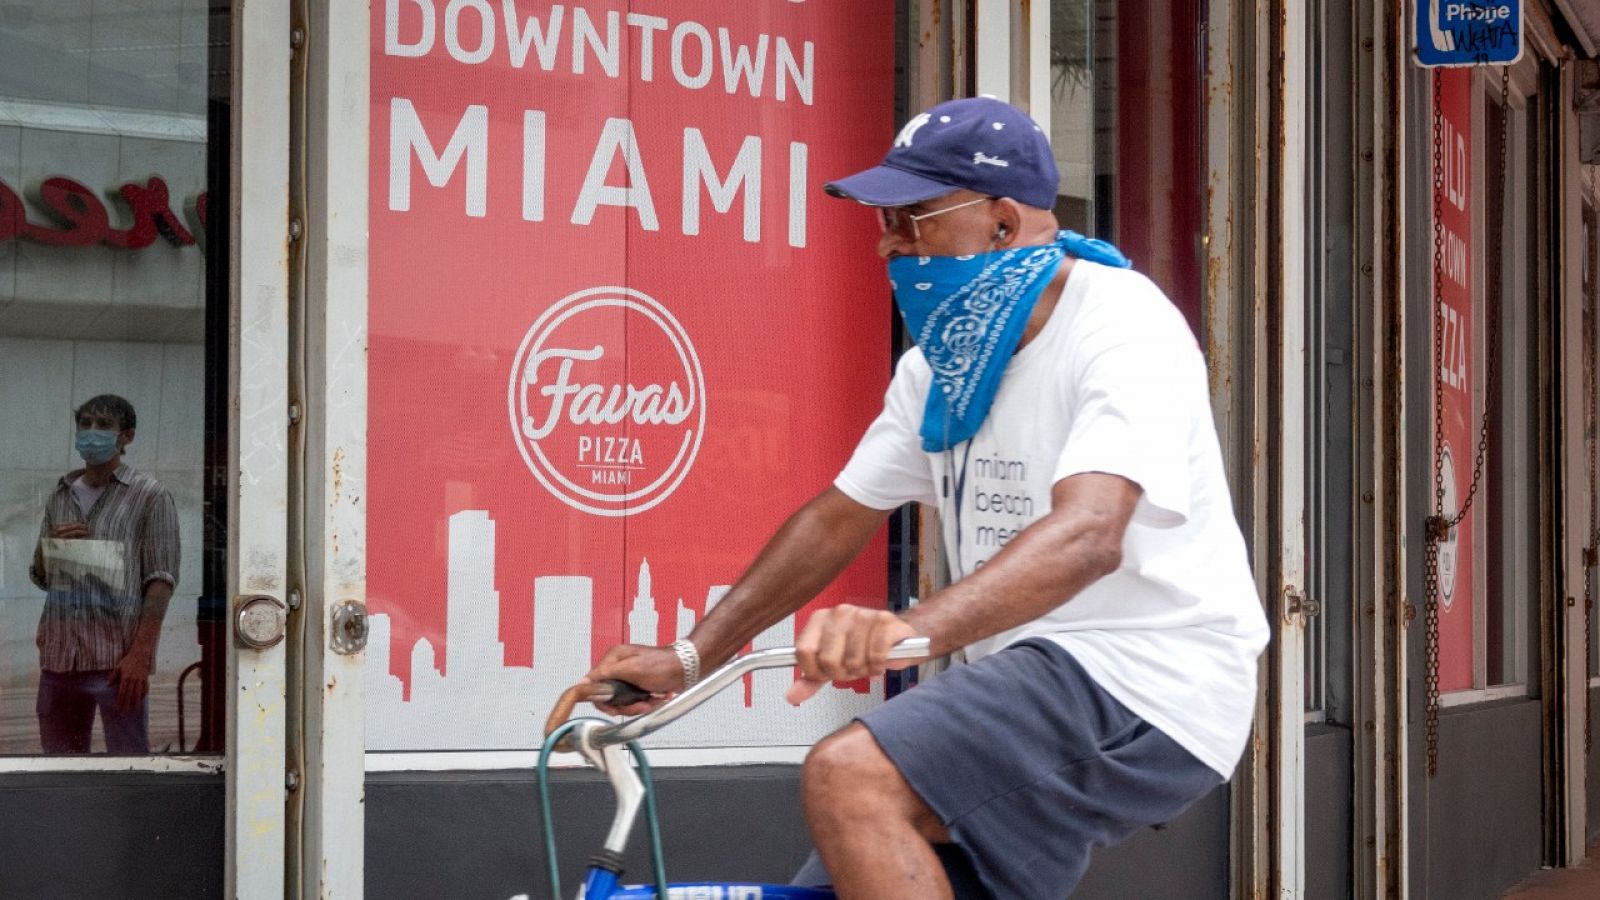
top-left (36, 669), bottom-right (150, 754)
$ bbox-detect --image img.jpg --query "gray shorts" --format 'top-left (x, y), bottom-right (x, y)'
top-left (794, 638), bottom-right (1221, 899)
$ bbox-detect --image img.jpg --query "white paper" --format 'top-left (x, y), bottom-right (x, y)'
top-left (41, 538), bottom-right (128, 592)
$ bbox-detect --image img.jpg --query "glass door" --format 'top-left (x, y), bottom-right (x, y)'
top-left (0, 1), bottom-right (290, 896)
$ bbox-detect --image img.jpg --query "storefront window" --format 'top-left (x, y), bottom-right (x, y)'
top-left (1586, 200), bottom-right (1599, 684)
top-left (1304, 0), bottom-right (1356, 722)
top-left (1437, 69), bottom-right (1546, 701)
top-left (365, 0), bottom-right (899, 754)
top-left (1051, 0), bottom-right (1205, 331)
top-left (0, 0), bottom-right (226, 755)
top-left (1483, 89), bottom-right (1538, 690)
top-left (1049, 0), bottom-right (1098, 235)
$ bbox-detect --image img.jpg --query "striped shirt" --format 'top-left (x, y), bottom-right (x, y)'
top-left (28, 465), bottom-right (180, 672)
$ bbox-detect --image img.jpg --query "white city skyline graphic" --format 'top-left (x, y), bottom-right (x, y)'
top-left (366, 510), bottom-right (882, 750)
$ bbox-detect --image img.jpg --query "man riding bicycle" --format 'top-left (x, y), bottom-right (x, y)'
top-left (583, 96), bottom-right (1270, 900)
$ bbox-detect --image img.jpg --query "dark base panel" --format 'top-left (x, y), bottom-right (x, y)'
top-left (366, 765), bottom-right (816, 897)
top-left (1590, 687), bottom-right (1600, 843)
top-left (366, 765), bottom-right (1231, 899)
top-left (1425, 698), bottom-right (1544, 900)
top-left (0, 760), bottom-right (1229, 897)
top-left (0, 772), bottom-right (223, 900)
top-left (1304, 724), bottom-right (1353, 900)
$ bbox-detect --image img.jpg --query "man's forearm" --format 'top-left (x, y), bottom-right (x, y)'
top-left (688, 487), bottom-right (889, 668)
top-left (128, 580), bottom-right (174, 661)
top-left (904, 475), bottom-right (1137, 656)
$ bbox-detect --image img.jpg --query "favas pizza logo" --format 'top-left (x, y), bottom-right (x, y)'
top-left (508, 287), bottom-right (706, 516)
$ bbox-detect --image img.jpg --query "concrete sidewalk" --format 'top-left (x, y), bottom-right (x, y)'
top-left (1502, 838), bottom-right (1600, 898)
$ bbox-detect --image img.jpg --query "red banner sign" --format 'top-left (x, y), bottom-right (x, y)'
top-left (366, 0), bottom-right (896, 748)
top-left (1434, 69), bottom-right (1473, 693)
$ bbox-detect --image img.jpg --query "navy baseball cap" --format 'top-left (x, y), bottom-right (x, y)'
top-left (825, 96), bottom-right (1059, 210)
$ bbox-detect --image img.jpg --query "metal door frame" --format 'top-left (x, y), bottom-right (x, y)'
top-left (288, 0), bottom-right (371, 895)
top-left (1553, 49), bottom-right (1591, 866)
top-left (227, 0), bottom-right (292, 895)
top-left (1203, 0), bottom-right (1312, 896)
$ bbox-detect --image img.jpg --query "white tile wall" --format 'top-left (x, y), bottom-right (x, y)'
top-left (90, 0), bottom-right (186, 56)
top-left (0, 469), bottom-right (58, 596)
top-left (47, 0), bottom-right (97, 55)
top-left (155, 342), bottom-right (202, 470)
top-left (88, 0), bottom-right (185, 115)
top-left (150, 469), bottom-right (203, 595)
top-left (70, 340), bottom-right (168, 466)
top-left (175, 43), bottom-right (208, 119)
top-left (178, 0), bottom-right (208, 52)
top-left (0, 338), bottom-right (75, 469)
top-left (0, 597), bottom-right (44, 751)
top-left (176, 0), bottom-right (210, 118)
top-left (0, 0), bottom-right (95, 107)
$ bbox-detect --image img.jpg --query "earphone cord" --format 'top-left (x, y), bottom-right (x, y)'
top-left (942, 431), bottom-right (972, 577)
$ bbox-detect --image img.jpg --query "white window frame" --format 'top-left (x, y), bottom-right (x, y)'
top-left (972, 0), bottom-right (1050, 131)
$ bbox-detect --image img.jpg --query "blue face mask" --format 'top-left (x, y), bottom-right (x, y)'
top-left (888, 230), bottom-right (1132, 452)
top-left (75, 429), bottom-right (120, 466)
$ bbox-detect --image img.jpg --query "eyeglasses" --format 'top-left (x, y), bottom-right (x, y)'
top-left (875, 196), bottom-right (994, 241)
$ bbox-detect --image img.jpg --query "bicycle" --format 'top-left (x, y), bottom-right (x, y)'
top-left (538, 636), bottom-right (932, 899)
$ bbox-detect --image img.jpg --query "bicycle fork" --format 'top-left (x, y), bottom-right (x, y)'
top-left (575, 722), bottom-right (647, 899)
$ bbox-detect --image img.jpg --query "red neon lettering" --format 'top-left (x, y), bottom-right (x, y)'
top-left (0, 180), bottom-right (20, 241)
top-left (0, 175), bottom-right (203, 250)
top-left (106, 177), bottom-right (196, 248)
top-left (20, 177), bottom-right (110, 247)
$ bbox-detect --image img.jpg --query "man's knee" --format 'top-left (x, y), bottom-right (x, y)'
top-left (803, 724), bottom-right (945, 840)
top-left (804, 724), bottom-right (894, 802)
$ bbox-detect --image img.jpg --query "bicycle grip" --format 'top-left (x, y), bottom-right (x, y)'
top-left (542, 678), bottom-right (656, 752)
top-left (595, 679), bottom-right (654, 707)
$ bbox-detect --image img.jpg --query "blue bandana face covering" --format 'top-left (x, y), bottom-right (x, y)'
top-left (888, 230), bottom-right (1132, 452)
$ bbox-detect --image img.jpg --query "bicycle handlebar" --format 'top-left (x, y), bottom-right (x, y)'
top-left (585, 636), bottom-right (932, 748)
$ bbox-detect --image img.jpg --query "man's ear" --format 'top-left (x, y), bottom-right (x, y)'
top-left (992, 198), bottom-right (1024, 247)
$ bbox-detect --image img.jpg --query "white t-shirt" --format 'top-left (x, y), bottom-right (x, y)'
top-left (835, 259), bottom-right (1270, 778)
top-left (70, 476), bottom-right (106, 518)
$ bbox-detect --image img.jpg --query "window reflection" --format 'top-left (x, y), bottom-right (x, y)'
top-left (0, 0), bottom-right (223, 755)
top-left (1050, 0), bottom-right (1099, 235)
top-left (30, 396), bottom-right (179, 753)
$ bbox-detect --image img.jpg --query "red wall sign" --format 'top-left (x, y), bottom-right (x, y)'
top-left (0, 176), bottom-right (202, 249)
top-left (367, 0), bottom-right (896, 748)
top-left (1434, 69), bottom-right (1473, 693)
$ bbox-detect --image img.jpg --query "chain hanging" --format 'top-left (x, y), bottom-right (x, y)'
top-left (1424, 68), bottom-right (1445, 778)
top-left (1423, 67), bottom-right (1510, 778)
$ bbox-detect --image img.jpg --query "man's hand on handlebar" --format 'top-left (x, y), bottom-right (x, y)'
top-left (583, 644), bottom-right (684, 716)
top-left (788, 604), bottom-right (926, 706)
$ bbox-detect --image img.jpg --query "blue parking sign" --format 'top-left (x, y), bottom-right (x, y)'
top-left (1415, 0), bottom-right (1523, 67)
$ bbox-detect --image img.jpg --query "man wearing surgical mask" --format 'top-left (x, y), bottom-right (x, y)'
top-left (28, 394), bottom-right (179, 754)
top-left (582, 97), bottom-right (1268, 898)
